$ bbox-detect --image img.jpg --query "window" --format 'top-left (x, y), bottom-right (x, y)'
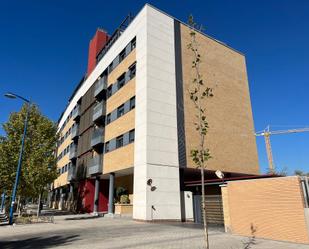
top-left (129, 63), bottom-right (136, 79)
top-left (117, 104), bottom-right (125, 117)
top-left (131, 37), bottom-right (136, 50)
top-left (107, 85), bottom-right (112, 98)
top-left (64, 164), bottom-right (68, 172)
top-left (130, 96), bottom-right (135, 110)
top-left (117, 73), bottom-right (125, 89)
top-left (119, 49), bottom-right (126, 62)
top-left (129, 130), bottom-right (135, 143)
top-left (106, 114), bottom-right (111, 124)
top-left (105, 141), bottom-right (110, 153)
top-left (116, 135), bottom-right (123, 148)
top-left (108, 62), bottom-right (113, 73)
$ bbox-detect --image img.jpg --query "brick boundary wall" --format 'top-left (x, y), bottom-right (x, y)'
top-left (221, 176), bottom-right (309, 244)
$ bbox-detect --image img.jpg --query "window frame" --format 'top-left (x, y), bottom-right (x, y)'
top-left (117, 104), bottom-right (125, 118)
top-left (116, 135), bottom-right (124, 148)
top-left (129, 130), bottom-right (135, 143)
top-left (130, 96), bottom-right (135, 110)
top-left (119, 49), bottom-right (126, 63)
top-left (131, 37), bottom-right (136, 50)
top-left (129, 63), bottom-right (136, 80)
top-left (117, 73), bottom-right (126, 89)
top-left (106, 113), bottom-right (111, 124)
top-left (105, 141), bottom-right (110, 153)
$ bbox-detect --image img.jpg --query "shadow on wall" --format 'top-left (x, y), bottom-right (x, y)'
top-left (75, 163), bottom-right (91, 213)
top-left (0, 235), bottom-right (80, 249)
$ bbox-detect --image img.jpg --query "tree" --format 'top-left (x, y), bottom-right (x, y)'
top-left (294, 170), bottom-right (309, 177)
top-left (187, 15), bottom-right (214, 249)
top-left (0, 103), bottom-right (58, 214)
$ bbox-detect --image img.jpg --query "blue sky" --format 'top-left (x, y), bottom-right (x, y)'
top-left (0, 0), bottom-right (308, 174)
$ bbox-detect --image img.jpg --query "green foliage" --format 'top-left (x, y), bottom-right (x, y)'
top-left (294, 170), bottom-right (309, 177)
top-left (115, 186), bottom-right (127, 203)
top-left (0, 103), bottom-right (58, 198)
top-left (187, 15), bottom-right (214, 168)
top-left (120, 195), bottom-right (130, 204)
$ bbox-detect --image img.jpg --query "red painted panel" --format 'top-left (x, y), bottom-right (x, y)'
top-left (87, 29), bottom-right (109, 76)
top-left (98, 179), bottom-right (109, 212)
top-left (77, 179), bottom-right (109, 213)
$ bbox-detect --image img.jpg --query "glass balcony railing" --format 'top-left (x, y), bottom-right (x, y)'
top-left (92, 101), bottom-right (105, 122)
top-left (67, 166), bottom-right (76, 182)
top-left (94, 77), bottom-right (107, 97)
top-left (69, 145), bottom-right (78, 160)
top-left (91, 128), bottom-right (104, 147)
top-left (72, 105), bottom-right (81, 120)
top-left (71, 124), bottom-right (79, 139)
top-left (88, 155), bottom-right (103, 175)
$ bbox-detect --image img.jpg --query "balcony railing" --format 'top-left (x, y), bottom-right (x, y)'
top-left (88, 155), bottom-right (103, 175)
top-left (69, 145), bottom-right (77, 160)
top-left (71, 124), bottom-right (79, 139)
top-left (67, 166), bottom-right (76, 182)
top-left (94, 77), bottom-right (107, 97)
top-left (72, 105), bottom-right (81, 120)
top-left (92, 101), bottom-right (105, 122)
top-left (91, 128), bottom-right (104, 147)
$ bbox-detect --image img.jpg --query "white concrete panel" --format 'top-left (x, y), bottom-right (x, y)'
top-left (133, 5), bottom-right (181, 221)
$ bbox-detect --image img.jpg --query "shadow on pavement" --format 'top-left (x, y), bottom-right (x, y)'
top-left (0, 235), bottom-right (80, 249)
top-left (65, 216), bottom-right (102, 221)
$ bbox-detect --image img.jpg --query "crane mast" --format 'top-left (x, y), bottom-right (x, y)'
top-left (255, 126), bottom-right (309, 173)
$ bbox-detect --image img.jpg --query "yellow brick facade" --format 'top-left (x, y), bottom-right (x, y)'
top-left (180, 24), bottom-right (259, 174)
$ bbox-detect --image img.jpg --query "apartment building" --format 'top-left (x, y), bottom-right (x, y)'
top-left (51, 4), bottom-right (259, 221)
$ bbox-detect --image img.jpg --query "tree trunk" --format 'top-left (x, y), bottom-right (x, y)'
top-left (201, 168), bottom-right (209, 249)
top-left (16, 195), bottom-right (21, 216)
top-left (37, 192), bottom-right (42, 218)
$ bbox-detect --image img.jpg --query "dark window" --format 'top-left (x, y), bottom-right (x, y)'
top-left (131, 37), bottom-right (136, 50)
top-left (119, 49), bottom-right (126, 62)
top-left (105, 141), bottom-right (110, 153)
top-left (117, 105), bottom-right (125, 117)
top-left (116, 135), bottom-right (123, 148)
top-left (129, 63), bottom-right (136, 79)
top-left (64, 164), bottom-right (68, 172)
top-left (107, 85), bottom-right (112, 98)
top-left (117, 73), bottom-right (125, 89)
top-left (106, 114), bottom-right (111, 124)
top-left (108, 62), bottom-right (113, 73)
top-left (130, 96), bottom-right (135, 110)
top-left (129, 130), bottom-right (135, 143)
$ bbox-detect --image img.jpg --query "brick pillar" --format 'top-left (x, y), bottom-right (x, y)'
top-left (220, 184), bottom-right (231, 233)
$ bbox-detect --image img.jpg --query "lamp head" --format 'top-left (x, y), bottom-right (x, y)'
top-left (215, 170), bottom-right (224, 179)
top-left (4, 92), bottom-right (17, 99)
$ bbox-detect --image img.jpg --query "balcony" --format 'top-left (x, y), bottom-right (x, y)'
top-left (67, 166), bottom-right (76, 182)
top-left (69, 145), bottom-right (78, 160)
top-left (92, 101), bottom-right (106, 122)
top-left (72, 105), bottom-right (81, 121)
top-left (91, 128), bottom-right (104, 148)
top-left (94, 77), bottom-right (107, 97)
top-left (71, 124), bottom-right (79, 139)
top-left (88, 155), bottom-right (103, 176)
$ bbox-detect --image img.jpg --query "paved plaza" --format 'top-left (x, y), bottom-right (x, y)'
top-left (0, 215), bottom-right (308, 249)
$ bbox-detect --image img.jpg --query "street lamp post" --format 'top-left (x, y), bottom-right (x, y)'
top-left (4, 92), bottom-right (31, 225)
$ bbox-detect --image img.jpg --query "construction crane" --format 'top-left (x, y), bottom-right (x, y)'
top-left (255, 126), bottom-right (309, 173)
